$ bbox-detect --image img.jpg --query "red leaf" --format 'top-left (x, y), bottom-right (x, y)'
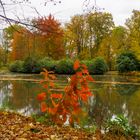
top-left (37, 92), bottom-right (46, 101)
top-left (41, 102), bottom-right (47, 112)
top-left (51, 93), bottom-right (63, 99)
top-left (81, 64), bottom-right (87, 69)
top-left (76, 72), bottom-right (82, 77)
top-left (43, 85), bottom-right (48, 89)
top-left (87, 75), bottom-right (94, 81)
top-left (73, 60), bottom-right (80, 71)
top-left (86, 91), bottom-right (92, 96)
top-left (49, 82), bottom-right (55, 88)
top-left (48, 107), bottom-right (57, 115)
top-left (49, 74), bottom-right (56, 80)
top-left (51, 98), bottom-right (59, 107)
top-left (80, 94), bottom-right (88, 101)
top-left (82, 69), bottom-right (89, 75)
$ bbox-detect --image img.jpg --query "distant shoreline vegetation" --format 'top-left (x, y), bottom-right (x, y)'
top-left (8, 51), bottom-right (140, 75)
top-left (8, 57), bottom-right (108, 75)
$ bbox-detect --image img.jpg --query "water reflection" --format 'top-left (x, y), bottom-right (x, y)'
top-left (0, 74), bottom-right (140, 128)
top-left (0, 81), bottom-right (42, 115)
top-left (89, 83), bottom-right (140, 128)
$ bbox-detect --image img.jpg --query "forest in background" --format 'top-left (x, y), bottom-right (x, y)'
top-left (0, 10), bottom-right (140, 71)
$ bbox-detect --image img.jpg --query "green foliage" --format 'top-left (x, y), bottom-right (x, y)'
top-left (105, 115), bottom-right (140, 139)
top-left (22, 57), bottom-right (41, 73)
top-left (88, 57), bottom-right (108, 74)
top-left (9, 60), bottom-right (24, 72)
top-left (9, 57), bottom-right (109, 75)
top-left (125, 10), bottom-right (140, 59)
top-left (81, 60), bottom-right (93, 74)
top-left (32, 113), bottom-right (54, 126)
top-left (39, 57), bottom-right (57, 71)
top-left (3, 24), bottom-right (24, 40)
top-left (55, 59), bottom-right (74, 74)
top-left (86, 61), bottom-right (95, 74)
top-left (93, 57), bottom-right (108, 74)
top-left (116, 51), bottom-right (139, 73)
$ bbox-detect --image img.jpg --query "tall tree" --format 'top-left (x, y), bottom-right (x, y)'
top-left (10, 28), bottom-right (32, 60)
top-left (2, 25), bottom-right (24, 63)
top-left (98, 26), bottom-right (128, 70)
top-left (125, 10), bottom-right (140, 59)
top-left (64, 12), bottom-right (114, 59)
top-left (86, 12), bottom-right (114, 57)
top-left (65, 14), bottom-right (89, 59)
top-left (33, 15), bottom-right (65, 59)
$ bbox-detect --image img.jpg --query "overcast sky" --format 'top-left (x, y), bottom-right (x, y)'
top-left (2, 0), bottom-right (140, 26)
top-left (26, 0), bottom-right (140, 26)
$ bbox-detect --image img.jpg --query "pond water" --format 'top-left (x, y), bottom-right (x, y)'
top-left (0, 73), bottom-right (140, 128)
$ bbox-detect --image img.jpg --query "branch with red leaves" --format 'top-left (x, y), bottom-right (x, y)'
top-left (37, 60), bottom-right (94, 126)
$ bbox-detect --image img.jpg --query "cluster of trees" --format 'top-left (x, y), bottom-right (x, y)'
top-left (0, 10), bottom-right (140, 71)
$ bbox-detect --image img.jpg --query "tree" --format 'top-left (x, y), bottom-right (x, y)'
top-left (32, 15), bottom-right (65, 60)
top-left (64, 12), bottom-right (114, 60)
top-left (86, 12), bottom-right (114, 57)
top-left (116, 51), bottom-right (139, 73)
top-left (37, 60), bottom-right (94, 126)
top-left (125, 10), bottom-right (140, 59)
top-left (2, 25), bottom-right (24, 63)
top-left (0, 46), bottom-right (5, 65)
top-left (10, 28), bottom-right (32, 61)
top-left (98, 26), bottom-right (128, 70)
top-left (64, 15), bottom-right (89, 59)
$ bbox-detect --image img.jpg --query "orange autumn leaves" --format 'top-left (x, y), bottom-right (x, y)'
top-left (73, 59), bottom-right (80, 71)
top-left (11, 15), bottom-right (65, 61)
top-left (37, 69), bottom-right (63, 115)
top-left (37, 92), bottom-right (46, 101)
top-left (37, 60), bottom-right (94, 126)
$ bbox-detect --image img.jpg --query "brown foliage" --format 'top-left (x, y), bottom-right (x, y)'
top-left (33, 14), bottom-right (65, 59)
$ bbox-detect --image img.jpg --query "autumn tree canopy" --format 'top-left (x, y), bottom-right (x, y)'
top-left (125, 10), bottom-right (140, 59)
top-left (64, 12), bottom-right (114, 59)
top-left (32, 15), bottom-right (65, 60)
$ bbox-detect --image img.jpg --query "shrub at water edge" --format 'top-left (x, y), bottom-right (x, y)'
top-left (39, 57), bottom-right (57, 71)
top-left (116, 51), bottom-right (139, 73)
top-left (9, 60), bottom-right (24, 72)
top-left (8, 57), bottom-right (109, 74)
top-left (88, 57), bottom-right (108, 74)
top-left (55, 59), bottom-right (74, 74)
top-left (22, 57), bottom-right (41, 73)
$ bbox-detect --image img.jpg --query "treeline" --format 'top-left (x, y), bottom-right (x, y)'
top-left (0, 10), bottom-right (140, 72)
top-left (9, 57), bottom-right (108, 74)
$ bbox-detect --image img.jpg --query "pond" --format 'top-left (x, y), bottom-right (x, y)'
top-left (0, 73), bottom-right (140, 128)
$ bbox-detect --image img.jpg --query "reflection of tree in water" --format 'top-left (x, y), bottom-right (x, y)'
top-left (88, 84), bottom-right (114, 127)
top-left (0, 80), bottom-right (44, 115)
top-left (0, 81), bottom-right (12, 109)
top-left (115, 84), bottom-right (139, 95)
top-left (10, 81), bottom-right (42, 114)
top-left (87, 83), bottom-right (140, 128)
top-left (126, 87), bottom-right (140, 128)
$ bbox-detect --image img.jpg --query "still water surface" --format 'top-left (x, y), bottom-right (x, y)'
top-left (0, 74), bottom-right (140, 128)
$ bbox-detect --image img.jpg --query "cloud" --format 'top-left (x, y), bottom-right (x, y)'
top-left (97, 0), bottom-right (140, 25)
top-left (1, 0), bottom-right (140, 26)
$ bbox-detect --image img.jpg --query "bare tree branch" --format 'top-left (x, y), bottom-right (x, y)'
top-left (0, 14), bottom-right (34, 27)
top-left (0, 14), bottom-right (63, 35)
top-left (0, 0), bottom-right (21, 32)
